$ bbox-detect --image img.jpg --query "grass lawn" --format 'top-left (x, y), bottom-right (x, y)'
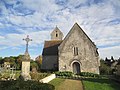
top-left (0, 70), bottom-right (21, 79)
top-left (49, 78), bottom-right (83, 90)
top-left (15, 70), bottom-right (21, 78)
top-left (49, 78), bottom-right (120, 90)
top-left (49, 78), bottom-right (65, 90)
top-left (82, 78), bottom-right (120, 90)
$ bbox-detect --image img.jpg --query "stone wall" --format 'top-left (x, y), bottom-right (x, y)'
top-left (41, 56), bottom-right (58, 70)
top-left (21, 61), bottom-right (31, 80)
top-left (59, 23), bottom-right (100, 74)
top-left (39, 74), bottom-right (56, 83)
top-left (22, 61), bottom-right (30, 75)
top-left (51, 27), bottom-right (63, 40)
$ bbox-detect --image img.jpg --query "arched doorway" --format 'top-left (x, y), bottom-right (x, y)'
top-left (73, 62), bottom-right (80, 74)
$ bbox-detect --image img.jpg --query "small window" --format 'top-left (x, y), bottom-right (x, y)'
top-left (56, 34), bottom-right (58, 37)
top-left (76, 47), bottom-right (78, 55)
top-left (74, 47), bottom-right (78, 56)
top-left (74, 47), bottom-right (76, 55)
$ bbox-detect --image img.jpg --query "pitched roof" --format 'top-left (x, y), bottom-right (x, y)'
top-left (59, 22), bottom-right (96, 51)
top-left (42, 40), bottom-right (62, 55)
top-left (51, 26), bottom-right (64, 40)
top-left (51, 26), bottom-right (63, 35)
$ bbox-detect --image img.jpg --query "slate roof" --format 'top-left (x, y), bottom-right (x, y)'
top-left (42, 40), bottom-right (62, 56)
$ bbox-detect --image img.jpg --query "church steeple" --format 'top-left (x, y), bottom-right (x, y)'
top-left (51, 26), bottom-right (63, 40)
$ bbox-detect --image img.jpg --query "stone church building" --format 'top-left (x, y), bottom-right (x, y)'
top-left (41, 23), bottom-right (100, 74)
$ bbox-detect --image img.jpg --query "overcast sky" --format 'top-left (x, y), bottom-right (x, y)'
top-left (0, 0), bottom-right (120, 59)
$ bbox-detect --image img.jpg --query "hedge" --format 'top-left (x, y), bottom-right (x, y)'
top-left (55, 71), bottom-right (73, 77)
top-left (80, 72), bottom-right (100, 78)
top-left (30, 72), bottom-right (50, 81)
top-left (0, 80), bottom-right (55, 90)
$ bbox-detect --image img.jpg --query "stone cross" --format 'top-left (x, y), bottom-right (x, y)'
top-left (21, 35), bottom-right (32, 81)
top-left (23, 35), bottom-right (32, 54)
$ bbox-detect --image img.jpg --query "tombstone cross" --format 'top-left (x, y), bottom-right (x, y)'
top-left (23, 35), bottom-right (32, 54)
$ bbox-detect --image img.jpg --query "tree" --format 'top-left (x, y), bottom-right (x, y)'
top-left (111, 56), bottom-right (114, 61)
top-left (35, 55), bottom-right (42, 71)
top-left (100, 59), bottom-right (112, 75)
top-left (3, 56), bottom-right (16, 67)
top-left (9, 56), bottom-right (16, 67)
top-left (15, 55), bottom-right (24, 70)
top-left (105, 57), bottom-right (108, 61)
top-left (0, 57), bottom-right (3, 64)
top-left (36, 55), bottom-right (42, 64)
top-left (4, 57), bottom-right (10, 62)
top-left (118, 57), bottom-right (120, 62)
top-left (30, 60), bottom-right (38, 73)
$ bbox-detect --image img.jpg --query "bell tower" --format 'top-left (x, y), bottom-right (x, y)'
top-left (51, 26), bottom-right (63, 40)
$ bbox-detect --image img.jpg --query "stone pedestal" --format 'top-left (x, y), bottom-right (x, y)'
top-left (21, 52), bottom-right (31, 81)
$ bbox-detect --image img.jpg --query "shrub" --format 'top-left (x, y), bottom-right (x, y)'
top-left (30, 72), bottom-right (50, 81)
top-left (0, 73), bottom-right (10, 79)
top-left (55, 71), bottom-right (73, 77)
top-left (80, 72), bottom-right (100, 78)
top-left (113, 75), bottom-right (120, 82)
top-left (0, 80), bottom-right (55, 90)
top-left (100, 60), bottom-right (113, 75)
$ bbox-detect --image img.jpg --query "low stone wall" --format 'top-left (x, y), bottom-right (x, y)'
top-left (39, 74), bottom-right (56, 83)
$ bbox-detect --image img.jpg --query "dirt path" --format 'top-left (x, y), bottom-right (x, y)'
top-left (56, 79), bottom-right (83, 90)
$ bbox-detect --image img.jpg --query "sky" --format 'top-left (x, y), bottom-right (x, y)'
top-left (0, 0), bottom-right (120, 60)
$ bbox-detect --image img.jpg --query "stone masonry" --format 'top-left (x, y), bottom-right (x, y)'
top-left (42, 23), bottom-right (100, 74)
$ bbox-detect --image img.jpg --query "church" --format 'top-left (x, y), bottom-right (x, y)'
top-left (41, 23), bottom-right (100, 74)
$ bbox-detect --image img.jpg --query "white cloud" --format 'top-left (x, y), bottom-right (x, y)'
top-left (0, 0), bottom-right (120, 59)
top-left (0, 36), bottom-right (5, 39)
top-left (99, 46), bottom-right (120, 59)
top-left (0, 30), bottom-right (50, 47)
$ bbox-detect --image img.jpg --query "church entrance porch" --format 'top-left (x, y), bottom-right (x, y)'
top-left (72, 62), bottom-right (80, 74)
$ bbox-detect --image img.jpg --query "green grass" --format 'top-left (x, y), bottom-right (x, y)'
top-left (30, 72), bottom-right (51, 81)
top-left (82, 78), bottom-right (120, 90)
top-left (49, 78), bottom-right (83, 90)
top-left (15, 70), bottom-right (21, 78)
top-left (0, 71), bottom-right (51, 80)
top-left (49, 78), bottom-right (65, 87)
top-left (0, 70), bottom-right (21, 79)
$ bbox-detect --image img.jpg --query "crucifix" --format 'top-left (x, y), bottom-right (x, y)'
top-left (21, 35), bottom-right (32, 80)
top-left (23, 35), bottom-right (32, 54)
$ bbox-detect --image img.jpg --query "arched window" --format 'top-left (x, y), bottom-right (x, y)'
top-left (74, 47), bottom-right (78, 56)
top-left (56, 33), bottom-right (58, 37)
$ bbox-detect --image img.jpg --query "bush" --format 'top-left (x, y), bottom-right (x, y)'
top-left (100, 60), bottom-right (113, 75)
top-left (55, 71), bottom-right (73, 77)
top-left (30, 72), bottom-right (50, 81)
top-left (113, 75), bottom-right (120, 82)
top-left (80, 72), bottom-right (100, 78)
top-left (0, 71), bottom-right (20, 80)
top-left (0, 80), bottom-right (55, 90)
top-left (0, 73), bottom-right (10, 79)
